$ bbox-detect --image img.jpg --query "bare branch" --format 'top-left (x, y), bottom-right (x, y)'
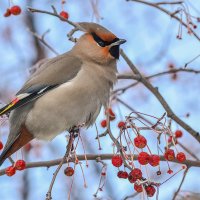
top-left (126, 0), bottom-right (200, 41)
top-left (115, 67), bottom-right (200, 95)
top-left (27, 28), bottom-right (59, 55)
top-left (27, 6), bottom-right (85, 32)
top-left (155, 1), bottom-right (183, 5)
top-left (117, 68), bottom-right (200, 80)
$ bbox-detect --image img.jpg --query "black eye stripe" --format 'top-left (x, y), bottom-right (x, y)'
top-left (91, 32), bottom-right (119, 47)
top-left (91, 32), bottom-right (105, 47)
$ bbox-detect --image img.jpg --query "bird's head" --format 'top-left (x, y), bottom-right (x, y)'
top-left (72, 22), bottom-right (126, 65)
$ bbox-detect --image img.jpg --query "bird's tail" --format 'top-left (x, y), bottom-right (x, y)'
top-left (0, 126), bottom-right (34, 166)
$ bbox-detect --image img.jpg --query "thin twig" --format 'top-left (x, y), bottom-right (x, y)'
top-left (124, 192), bottom-right (139, 200)
top-left (172, 167), bottom-right (189, 200)
top-left (27, 6), bottom-right (85, 31)
top-left (115, 67), bottom-right (200, 95)
top-left (46, 133), bottom-right (75, 200)
top-left (155, 1), bottom-right (183, 5)
top-left (117, 98), bottom-right (200, 161)
top-left (27, 28), bottom-right (59, 55)
top-left (8, 157), bottom-right (15, 165)
top-left (185, 54), bottom-right (200, 68)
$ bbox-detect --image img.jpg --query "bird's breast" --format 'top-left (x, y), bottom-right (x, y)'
top-left (25, 65), bottom-right (116, 141)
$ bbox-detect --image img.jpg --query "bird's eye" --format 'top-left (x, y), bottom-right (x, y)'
top-left (91, 32), bottom-right (106, 47)
top-left (97, 40), bottom-right (105, 47)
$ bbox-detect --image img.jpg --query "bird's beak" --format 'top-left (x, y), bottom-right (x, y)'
top-left (109, 39), bottom-right (126, 48)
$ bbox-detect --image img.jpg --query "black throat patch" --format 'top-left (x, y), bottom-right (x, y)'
top-left (109, 45), bottom-right (120, 59)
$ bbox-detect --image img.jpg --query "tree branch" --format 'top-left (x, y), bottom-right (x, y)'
top-left (0, 154), bottom-right (199, 176)
top-left (115, 67), bottom-right (200, 95)
top-left (117, 68), bottom-right (200, 80)
top-left (27, 6), bottom-right (84, 31)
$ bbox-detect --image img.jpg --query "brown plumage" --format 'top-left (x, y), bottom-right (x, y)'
top-left (0, 22), bottom-right (126, 166)
top-left (0, 125), bottom-right (34, 164)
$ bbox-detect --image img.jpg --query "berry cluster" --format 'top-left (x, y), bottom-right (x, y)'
top-left (5, 160), bottom-right (26, 177)
top-left (164, 149), bottom-right (186, 163)
top-left (108, 111), bottom-right (188, 198)
top-left (134, 183), bottom-right (156, 197)
top-left (168, 129), bottom-right (183, 144)
top-left (176, 8), bottom-right (199, 39)
top-left (111, 154), bottom-right (157, 197)
top-left (100, 108), bottom-right (126, 130)
top-left (4, 6), bottom-right (21, 17)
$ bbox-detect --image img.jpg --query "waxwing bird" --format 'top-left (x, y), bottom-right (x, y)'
top-left (0, 22), bottom-right (126, 166)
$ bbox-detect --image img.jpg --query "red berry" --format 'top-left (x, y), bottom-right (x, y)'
top-left (168, 136), bottom-right (172, 143)
top-left (172, 73), bottom-right (177, 80)
top-left (134, 183), bottom-right (143, 193)
top-left (5, 166), bottom-right (16, 176)
top-left (101, 172), bottom-right (106, 176)
top-left (156, 171), bottom-right (161, 175)
top-left (182, 165), bottom-right (186, 169)
top-left (111, 155), bottom-right (123, 167)
top-left (138, 152), bottom-right (150, 165)
top-left (164, 149), bottom-right (175, 161)
top-left (10, 5), bottom-right (21, 16)
top-left (100, 120), bottom-right (107, 128)
top-left (175, 130), bottom-right (183, 138)
top-left (176, 152), bottom-right (186, 163)
top-left (134, 135), bottom-right (147, 148)
top-left (168, 63), bottom-right (175, 69)
top-left (118, 171), bottom-right (128, 179)
top-left (122, 172), bottom-right (129, 179)
top-left (122, 171), bottom-right (128, 179)
top-left (167, 169), bottom-right (173, 174)
top-left (4, 9), bottom-right (11, 17)
top-left (128, 168), bottom-right (142, 183)
top-left (105, 108), bottom-right (116, 121)
top-left (24, 143), bottom-right (32, 152)
top-left (117, 171), bottom-right (123, 178)
top-left (64, 167), bottom-right (74, 176)
top-left (149, 154), bottom-right (160, 167)
top-left (145, 185), bottom-right (156, 197)
top-left (117, 121), bottom-right (126, 129)
top-left (15, 160), bottom-right (26, 171)
top-left (0, 141), bottom-right (3, 150)
top-left (59, 11), bottom-right (69, 20)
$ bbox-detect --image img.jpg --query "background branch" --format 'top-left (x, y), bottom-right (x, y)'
top-left (126, 0), bottom-right (200, 41)
top-left (0, 154), bottom-right (199, 176)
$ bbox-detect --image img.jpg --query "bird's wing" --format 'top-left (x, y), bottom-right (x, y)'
top-left (0, 53), bottom-right (82, 116)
